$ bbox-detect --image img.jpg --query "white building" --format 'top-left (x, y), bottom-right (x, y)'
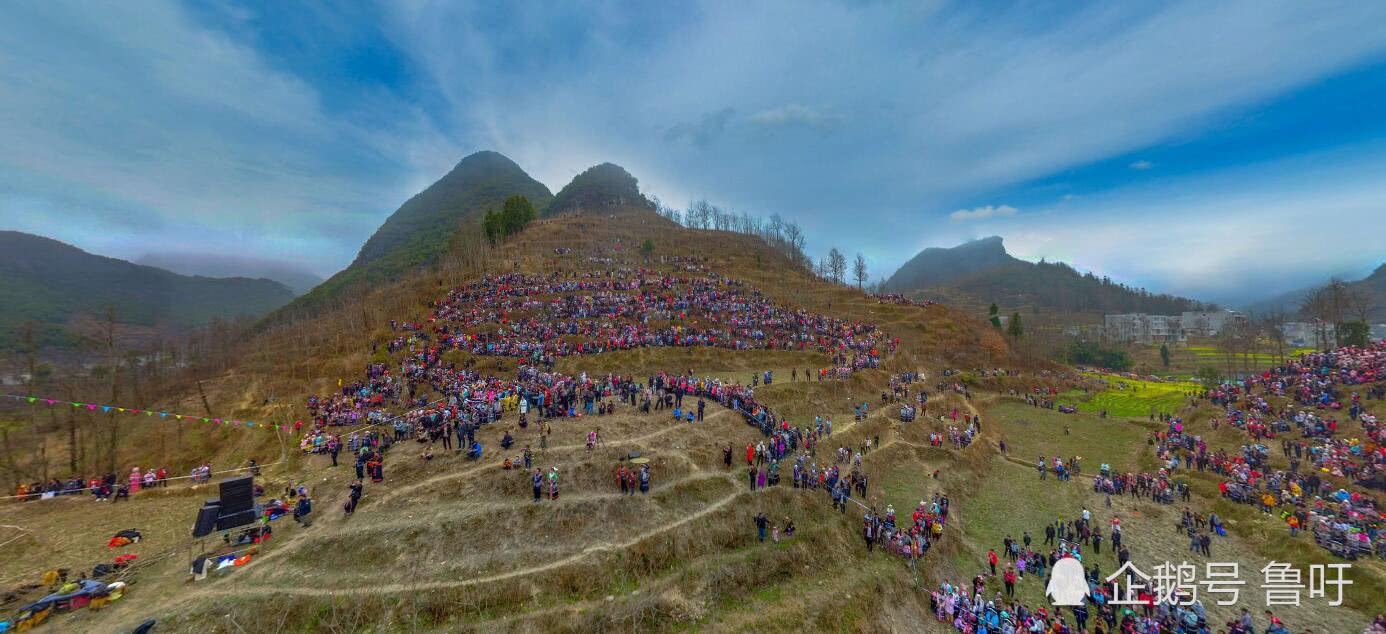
top-left (1104, 313), bottom-right (1186, 344)
top-left (1180, 310), bottom-right (1247, 338)
top-left (1282, 321), bottom-right (1335, 348)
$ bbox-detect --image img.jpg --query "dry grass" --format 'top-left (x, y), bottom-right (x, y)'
top-left (5, 208), bottom-right (1375, 632)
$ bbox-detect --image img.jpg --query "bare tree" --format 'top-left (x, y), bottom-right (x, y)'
top-left (767, 214), bottom-right (785, 243)
top-left (1261, 311), bottom-right (1287, 363)
top-left (99, 304), bottom-right (121, 473)
top-left (853, 253), bottom-right (868, 288)
top-left (828, 248), bottom-right (847, 284)
top-left (1347, 286), bottom-right (1376, 322)
top-left (784, 222), bottom-right (806, 255)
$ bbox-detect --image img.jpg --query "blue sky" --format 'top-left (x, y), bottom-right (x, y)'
top-left (2, 1), bottom-right (1385, 305)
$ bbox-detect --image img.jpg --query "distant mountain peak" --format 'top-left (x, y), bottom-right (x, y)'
top-left (883, 236), bottom-right (1018, 292)
top-left (882, 234), bottom-right (1210, 315)
top-left (346, 150), bottom-right (553, 270)
top-left (277, 150), bottom-right (553, 317)
top-left (546, 162), bottom-right (651, 216)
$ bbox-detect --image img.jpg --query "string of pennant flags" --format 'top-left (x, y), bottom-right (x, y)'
top-left (0, 393), bottom-right (297, 432)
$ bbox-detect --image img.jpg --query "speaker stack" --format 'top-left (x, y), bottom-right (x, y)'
top-left (192, 500), bottom-right (220, 538)
top-left (214, 476), bottom-right (257, 531)
top-left (190, 475), bottom-right (258, 537)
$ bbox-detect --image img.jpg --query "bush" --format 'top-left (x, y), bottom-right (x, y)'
top-left (1064, 340), bottom-right (1131, 371)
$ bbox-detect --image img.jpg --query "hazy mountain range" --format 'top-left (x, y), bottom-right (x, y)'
top-left (134, 253), bottom-right (323, 296)
top-left (0, 231), bottom-right (295, 350)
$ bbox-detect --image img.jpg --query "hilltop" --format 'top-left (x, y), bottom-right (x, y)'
top-left (281, 151), bottom-right (554, 317)
top-left (545, 162), bottom-right (651, 216)
top-left (885, 236), bottom-right (1212, 316)
top-left (0, 231), bottom-right (294, 351)
top-left (882, 236), bottom-right (1019, 291)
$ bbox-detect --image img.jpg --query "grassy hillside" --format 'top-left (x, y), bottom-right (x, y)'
top-left (281, 151), bottom-right (554, 318)
top-left (0, 231), bottom-right (294, 350)
top-left (5, 207), bottom-right (1377, 634)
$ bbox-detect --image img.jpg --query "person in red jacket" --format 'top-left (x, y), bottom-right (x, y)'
top-left (988, 549), bottom-right (998, 575)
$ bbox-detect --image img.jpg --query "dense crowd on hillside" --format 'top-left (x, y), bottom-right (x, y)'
top-left (1142, 342), bottom-right (1386, 562)
top-left (297, 267), bottom-right (892, 439)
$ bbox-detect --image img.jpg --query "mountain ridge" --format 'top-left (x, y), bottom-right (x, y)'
top-left (0, 230), bottom-right (295, 350)
top-left (281, 150), bottom-right (554, 316)
top-left (884, 236), bottom-right (1213, 316)
top-left (545, 162), bottom-right (651, 216)
top-left (134, 253), bottom-right (324, 296)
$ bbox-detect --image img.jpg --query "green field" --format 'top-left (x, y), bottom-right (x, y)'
top-left (991, 401), bottom-right (1155, 471)
top-left (1058, 373), bottom-right (1199, 418)
top-left (1128, 343), bottom-right (1319, 378)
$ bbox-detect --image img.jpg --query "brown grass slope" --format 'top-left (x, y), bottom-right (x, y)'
top-left (2, 206), bottom-right (1077, 634)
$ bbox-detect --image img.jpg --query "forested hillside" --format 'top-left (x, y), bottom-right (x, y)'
top-left (0, 231), bottom-right (294, 350)
top-left (545, 162), bottom-right (650, 216)
top-left (885, 236), bottom-right (1212, 315)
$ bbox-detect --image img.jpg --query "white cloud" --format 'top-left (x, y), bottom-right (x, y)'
top-left (5, 0), bottom-right (1386, 284)
top-left (999, 151), bottom-right (1386, 303)
top-left (950, 204), bottom-right (1018, 221)
top-left (380, 0), bottom-right (1386, 268)
top-left (1129, 160), bottom-right (1154, 170)
top-left (0, 3), bottom-right (446, 275)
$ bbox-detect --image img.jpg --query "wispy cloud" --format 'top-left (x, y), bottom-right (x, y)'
top-left (950, 204), bottom-right (1018, 221)
top-left (747, 104), bottom-right (839, 128)
top-left (1129, 160), bottom-right (1154, 170)
top-left (664, 108), bottom-right (737, 147)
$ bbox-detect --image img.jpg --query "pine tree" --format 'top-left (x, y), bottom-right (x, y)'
top-left (1006, 312), bottom-right (1024, 340)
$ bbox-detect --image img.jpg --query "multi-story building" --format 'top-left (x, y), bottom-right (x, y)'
top-left (1103, 313), bottom-right (1186, 344)
top-left (1180, 310), bottom-right (1247, 338)
top-left (1100, 310), bottom-right (1248, 344)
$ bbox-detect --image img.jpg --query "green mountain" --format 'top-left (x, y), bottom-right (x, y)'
top-left (287, 151), bottom-right (553, 313)
top-left (0, 231), bottom-right (295, 350)
top-left (545, 163), bottom-right (650, 216)
top-left (885, 236), bottom-right (1211, 315)
top-left (882, 236), bottom-right (1019, 291)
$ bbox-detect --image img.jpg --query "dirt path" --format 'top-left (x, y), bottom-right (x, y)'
top-left (196, 485), bottom-right (750, 598)
top-left (239, 470), bottom-right (740, 571)
top-left (377, 410), bottom-right (729, 503)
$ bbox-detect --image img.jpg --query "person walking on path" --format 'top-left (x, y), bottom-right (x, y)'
top-left (346, 480), bottom-right (362, 515)
top-left (754, 512), bottom-right (768, 542)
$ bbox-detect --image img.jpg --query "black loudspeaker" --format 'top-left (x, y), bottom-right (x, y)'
top-left (215, 509), bottom-right (257, 531)
top-left (192, 503), bottom-right (220, 538)
top-left (219, 476), bottom-right (254, 514)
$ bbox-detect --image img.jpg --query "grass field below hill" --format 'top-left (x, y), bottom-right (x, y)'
top-left (1054, 373), bottom-right (1200, 418)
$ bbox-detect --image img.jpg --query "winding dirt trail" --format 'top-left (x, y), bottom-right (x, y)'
top-left (198, 484), bottom-right (749, 598)
top-left (378, 409), bottom-right (730, 504)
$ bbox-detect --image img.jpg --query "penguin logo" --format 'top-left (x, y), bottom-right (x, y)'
top-left (1046, 557), bottom-right (1090, 606)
